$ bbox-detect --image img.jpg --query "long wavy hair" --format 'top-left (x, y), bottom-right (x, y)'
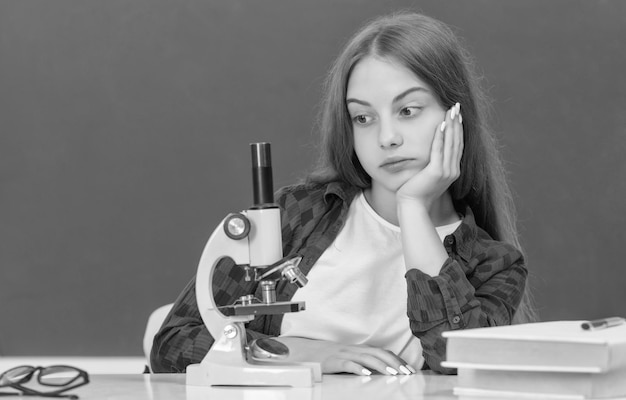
top-left (308, 12), bottom-right (535, 323)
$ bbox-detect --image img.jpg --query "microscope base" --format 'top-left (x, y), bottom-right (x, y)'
top-left (186, 361), bottom-right (318, 387)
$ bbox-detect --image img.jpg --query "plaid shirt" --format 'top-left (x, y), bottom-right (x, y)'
top-left (150, 181), bottom-right (527, 374)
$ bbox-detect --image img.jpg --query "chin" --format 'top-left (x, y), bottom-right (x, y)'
top-left (373, 178), bottom-right (408, 195)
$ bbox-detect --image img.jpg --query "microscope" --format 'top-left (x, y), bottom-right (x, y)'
top-left (186, 143), bottom-right (321, 387)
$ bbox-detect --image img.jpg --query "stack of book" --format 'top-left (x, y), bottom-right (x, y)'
top-left (442, 319), bottom-right (626, 399)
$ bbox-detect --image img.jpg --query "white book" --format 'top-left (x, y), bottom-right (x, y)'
top-left (442, 320), bottom-right (626, 373)
top-left (454, 365), bottom-right (626, 399)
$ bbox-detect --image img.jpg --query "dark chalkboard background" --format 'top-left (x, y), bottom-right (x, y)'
top-left (1, 0), bottom-right (625, 356)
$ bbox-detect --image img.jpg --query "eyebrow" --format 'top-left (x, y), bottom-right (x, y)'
top-left (346, 87), bottom-right (430, 106)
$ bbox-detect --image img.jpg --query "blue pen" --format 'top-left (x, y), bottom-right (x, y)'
top-left (581, 317), bottom-right (626, 330)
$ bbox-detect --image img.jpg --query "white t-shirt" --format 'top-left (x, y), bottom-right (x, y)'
top-left (280, 192), bottom-right (461, 369)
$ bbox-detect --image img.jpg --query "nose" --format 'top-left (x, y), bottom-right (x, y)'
top-left (378, 118), bottom-right (403, 149)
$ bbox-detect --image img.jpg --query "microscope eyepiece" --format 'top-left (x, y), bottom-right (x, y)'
top-left (250, 142), bottom-right (274, 207)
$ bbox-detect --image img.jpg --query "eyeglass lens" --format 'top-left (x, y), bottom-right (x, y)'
top-left (39, 366), bottom-right (82, 386)
top-left (0, 366), bottom-right (34, 386)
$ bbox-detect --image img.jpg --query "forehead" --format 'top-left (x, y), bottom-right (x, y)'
top-left (346, 56), bottom-right (432, 99)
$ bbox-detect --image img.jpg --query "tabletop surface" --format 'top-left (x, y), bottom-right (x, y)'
top-left (47, 372), bottom-right (459, 400)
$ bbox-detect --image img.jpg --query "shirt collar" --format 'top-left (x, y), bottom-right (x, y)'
top-left (323, 181), bottom-right (360, 205)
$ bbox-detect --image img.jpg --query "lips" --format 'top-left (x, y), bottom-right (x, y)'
top-left (380, 157), bottom-right (416, 172)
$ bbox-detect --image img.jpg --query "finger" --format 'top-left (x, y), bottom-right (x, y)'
top-left (450, 103), bottom-right (463, 177)
top-left (335, 352), bottom-right (393, 375)
top-left (325, 358), bottom-right (373, 376)
top-left (377, 349), bottom-right (414, 375)
top-left (455, 107), bottom-right (464, 177)
top-left (442, 105), bottom-right (455, 176)
top-left (457, 105), bottom-right (464, 155)
top-left (353, 348), bottom-right (412, 376)
top-left (430, 119), bottom-right (445, 168)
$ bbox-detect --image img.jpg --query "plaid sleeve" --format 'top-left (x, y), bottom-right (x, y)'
top-left (405, 241), bottom-right (527, 374)
top-left (150, 258), bottom-right (268, 373)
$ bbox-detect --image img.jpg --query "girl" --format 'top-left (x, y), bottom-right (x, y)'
top-left (151, 11), bottom-right (532, 376)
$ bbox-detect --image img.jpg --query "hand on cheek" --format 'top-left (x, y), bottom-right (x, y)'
top-left (396, 103), bottom-right (464, 208)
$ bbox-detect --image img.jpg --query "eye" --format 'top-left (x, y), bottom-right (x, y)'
top-left (352, 114), bottom-right (372, 125)
top-left (399, 106), bottom-right (421, 117)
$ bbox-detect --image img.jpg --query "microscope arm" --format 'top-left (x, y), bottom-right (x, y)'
top-left (195, 213), bottom-right (255, 337)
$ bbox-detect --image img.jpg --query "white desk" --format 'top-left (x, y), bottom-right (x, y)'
top-left (63, 373), bottom-right (458, 400)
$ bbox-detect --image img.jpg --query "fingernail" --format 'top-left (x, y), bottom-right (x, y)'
top-left (406, 365), bottom-right (417, 374)
top-left (459, 114), bottom-right (463, 124)
top-left (361, 368), bottom-right (372, 376)
top-left (450, 105), bottom-right (457, 120)
top-left (440, 121), bottom-right (446, 132)
top-left (399, 365), bottom-right (412, 375)
top-left (385, 366), bottom-right (398, 375)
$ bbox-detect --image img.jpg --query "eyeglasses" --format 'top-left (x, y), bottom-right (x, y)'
top-left (0, 365), bottom-right (89, 399)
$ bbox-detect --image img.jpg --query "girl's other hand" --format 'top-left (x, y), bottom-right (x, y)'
top-left (396, 103), bottom-right (464, 209)
top-left (274, 336), bottom-right (416, 376)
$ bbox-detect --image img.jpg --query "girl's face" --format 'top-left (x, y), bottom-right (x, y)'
top-left (346, 56), bottom-right (447, 197)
